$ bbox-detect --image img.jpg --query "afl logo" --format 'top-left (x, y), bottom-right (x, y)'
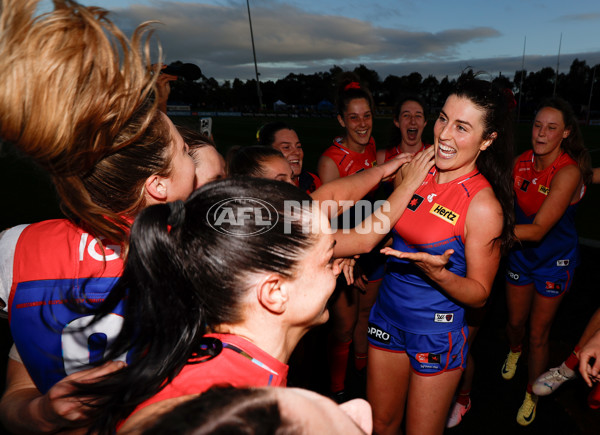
top-left (206, 197), bottom-right (279, 237)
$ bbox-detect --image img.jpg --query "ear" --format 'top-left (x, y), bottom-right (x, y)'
top-left (563, 128), bottom-right (571, 139)
top-left (337, 114), bottom-right (346, 129)
top-left (480, 132), bottom-right (498, 151)
top-left (393, 118), bottom-right (401, 129)
top-left (144, 174), bottom-right (169, 203)
top-left (256, 273), bottom-right (288, 315)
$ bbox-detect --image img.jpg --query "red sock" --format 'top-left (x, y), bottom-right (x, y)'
top-left (354, 352), bottom-right (368, 371)
top-left (457, 389), bottom-right (471, 405)
top-left (527, 383), bottom-right (533, 394)
top-left (510, 344), bottom-right (522, 353)
top-left (329, 338), bottom-right (351, 393)
top-left (564, 345), bottom-right (581, 370)
top-left (588, 382), bottom-right (600, 409)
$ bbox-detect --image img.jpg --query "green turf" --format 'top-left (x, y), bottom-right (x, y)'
top-left (2, 115), bottom-right (600, 238)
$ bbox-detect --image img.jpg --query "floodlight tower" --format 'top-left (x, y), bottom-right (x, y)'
top-left (246, 0), bottom-right (263, 110)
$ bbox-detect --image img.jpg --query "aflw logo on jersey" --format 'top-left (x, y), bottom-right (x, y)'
top-left (429, 203), bottom-right (459, 225)
top-left (538, 184), bottom-right (550, 195)
top-left (434, 313), bottom-right (454, 323)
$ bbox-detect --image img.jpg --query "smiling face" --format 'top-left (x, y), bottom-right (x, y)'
top-left (260, 156), bottom-right (295, 185)
top-left (531, 106), bottom-right (570, 161)
top-left (394, 100), bottom-right (427, 151)
top-left (284, 212), bottom-right (339, 329)
top-left (433, 95), bottom-right (495, 183)
top-left (271, 128), bottom-right (304, 177)
top-left (338, 98), bottom-right (373, 150)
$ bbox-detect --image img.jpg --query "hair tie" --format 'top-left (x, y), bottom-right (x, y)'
top-left (167, 200), bottom-right (186, 228)
top-left (344, 81), bottom-right (361, 91)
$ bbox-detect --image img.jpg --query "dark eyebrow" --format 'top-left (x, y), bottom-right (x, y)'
top-left (440, 109), bottom-right (473, 129)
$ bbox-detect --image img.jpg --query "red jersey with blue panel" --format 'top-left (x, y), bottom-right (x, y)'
top-left (507, 150), bottom-right (583, 292)
top-left (373, 168), bottom-right (491, 334)
top-left (120, 333), bottom-right (288, 428)
top-left (4, 219), bottom-right (128, 393)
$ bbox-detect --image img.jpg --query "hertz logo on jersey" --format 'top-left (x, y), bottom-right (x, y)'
top-left (538, 184), bottom-right (550, 195)
top-left (429, 203), bottom-right (459, 225)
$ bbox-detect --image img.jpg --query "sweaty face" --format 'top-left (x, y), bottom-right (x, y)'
top-left (192, 146), bottom-right (226, 189)
top-left (394, 100), bottom-right (426, 151)
top-left (271, 129), bottom-right (304, 177)
top-left (163, 114), bottom-right (196, 201)
top-left (531, 107), bottom-right (570, 160)
top-left (261, 156), bottom-right (295, 185)
top-left (338, 98), bottom-right (373, 150)
top-left (276, 388), bottom-right (372, 434)
top-left (433, 95), bottom-right (493, 183)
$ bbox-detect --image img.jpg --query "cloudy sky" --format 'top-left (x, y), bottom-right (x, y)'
top-left (75, 0), bottom-right (600, 83)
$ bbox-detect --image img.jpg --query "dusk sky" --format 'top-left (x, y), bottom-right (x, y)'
top-left (74, 0), bottom-right (600, 83)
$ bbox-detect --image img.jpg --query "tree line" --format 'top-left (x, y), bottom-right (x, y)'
top-left (168, 59), bottom-right (599, 121)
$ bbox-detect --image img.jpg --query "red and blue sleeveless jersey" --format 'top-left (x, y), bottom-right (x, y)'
top-left (5, 219), bottom-right (128, 393)
top-left (376, 168), bottom-right (491, 333)
top-left (321, 136), bottom-right (377, 180)
top-left (509, 150), bottom-right (583, 270)
top-left (321, 137), bottom-right (378, 229)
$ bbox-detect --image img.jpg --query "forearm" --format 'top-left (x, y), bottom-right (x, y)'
top-left (333, 181), bottom-right (415, 257)
top-left (515, 223), bottom-right (546, 242)
top-left (314, 165), bottom-right (385, 208)
top-left (428, 268), bottom-right (490, 308)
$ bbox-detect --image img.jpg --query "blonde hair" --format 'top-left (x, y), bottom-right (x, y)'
top-left (0, 0), bottom-right (172, 247)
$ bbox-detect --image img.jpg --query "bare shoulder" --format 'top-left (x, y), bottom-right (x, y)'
top-left (466, 187), bottom-right (503, 235)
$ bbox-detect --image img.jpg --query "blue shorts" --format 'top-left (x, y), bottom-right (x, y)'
top-left (367, 308), bottom-right (468, 375)
top-left (506, 260), bottom-right (575, 298)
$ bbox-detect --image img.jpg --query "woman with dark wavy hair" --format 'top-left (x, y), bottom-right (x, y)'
top-left (367, 75), bottom-right (515, 434)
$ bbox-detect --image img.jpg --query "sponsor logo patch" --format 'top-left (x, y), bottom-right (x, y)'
top-left (538, 184), bottom-right (550, 195)
top-left (429, 203), bottom-right (459, 225)
top-left (416, 352), bottom-right (441, 364)
top-left (557, 259), bottom-right (570, 267)
top-left (545, 281), bottom-right (562, 291)
top-left (507, 270), bottom-right (520, 281)
top-left (434, 313), bottom-right (454, 323)
top-left (515, 176), bottom-right (530, 192)
top-left (407, 194), bottom-right (424, 212)
top-left (367, 323), bottom-right (391, 344)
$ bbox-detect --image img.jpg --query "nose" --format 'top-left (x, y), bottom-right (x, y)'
top-left (437, 122), bottom-right (450, 141)
top-left (538, 125), bottom-right (546, 137)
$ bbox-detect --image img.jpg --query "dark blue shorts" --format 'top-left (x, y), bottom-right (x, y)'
top-left (506, 260), bottom-right (575, 298)
top-left (367, 307), bottom-right (468, 375)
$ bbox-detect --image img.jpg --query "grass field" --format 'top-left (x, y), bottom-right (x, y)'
top-left (2, 115), bottom-right (600, 238)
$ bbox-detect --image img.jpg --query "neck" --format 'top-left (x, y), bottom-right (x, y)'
top-left (435, 164), bottom-right (477, 184)
top-left (401, 141), bottom-right (422, 154)
top-left (343, 137), bottom-right (367, 153)
top-left (533, 147), bottom-right (562, 171)
top-left (214, 320), bottom-right (303, 364)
